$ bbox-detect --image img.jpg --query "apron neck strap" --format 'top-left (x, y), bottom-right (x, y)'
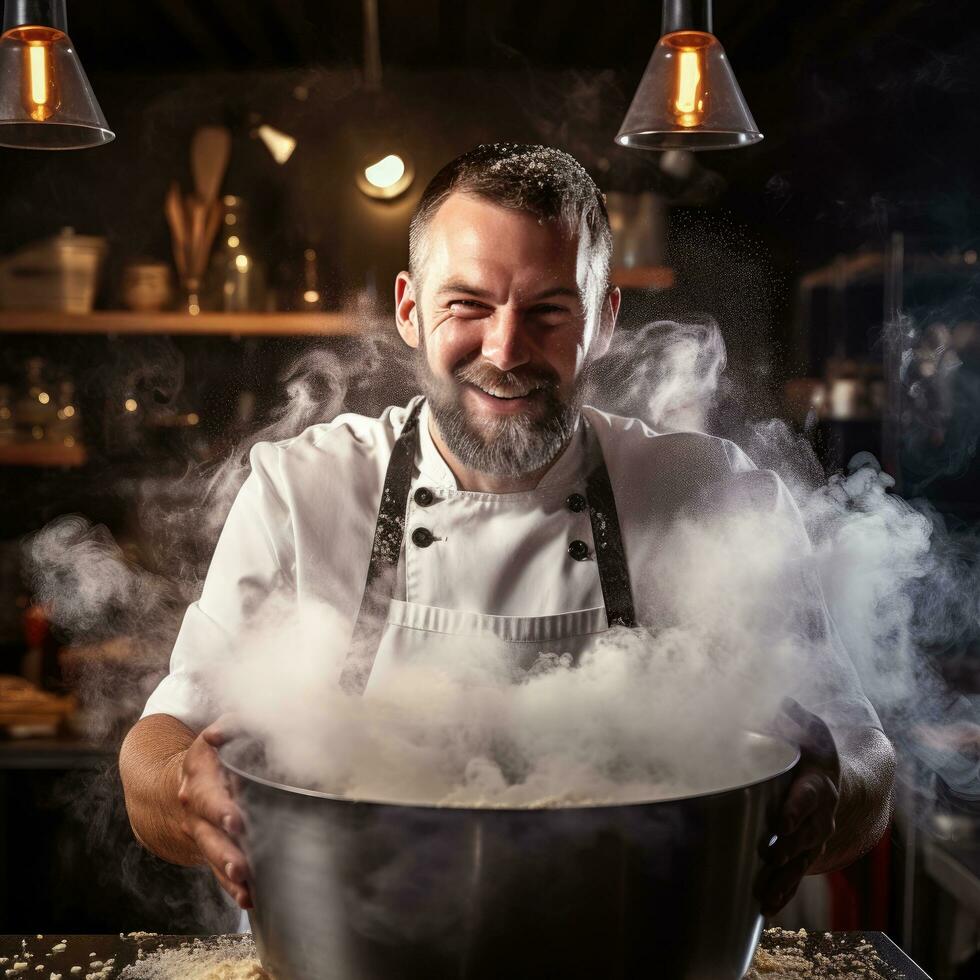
top-left (339, 400), bottom-right (423, 694)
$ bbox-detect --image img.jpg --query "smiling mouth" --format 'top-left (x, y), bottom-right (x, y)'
top-left (470, 382), bottom-right (542, 401)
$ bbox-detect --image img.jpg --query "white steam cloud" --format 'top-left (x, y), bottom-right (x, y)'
top-left (23, 318), bottom-right (979, 814)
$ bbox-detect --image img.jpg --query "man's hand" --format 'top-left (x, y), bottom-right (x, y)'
top-left (758, 699), bottom-right (840, 916)
top-left (177, 716), bottom-right (253, 909)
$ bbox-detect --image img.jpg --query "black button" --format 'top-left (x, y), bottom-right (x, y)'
top-left (412, 527), bottom-right (435, 548)
top-left (414, 486), bottom-right (434, 507)
top-left (566, 493), bottom-right (587, 513)
top-left (568, 539), bottom-right (590, 561)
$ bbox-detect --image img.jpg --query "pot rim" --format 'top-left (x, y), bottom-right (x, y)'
top-left (220, 730), bottom-right (801, 813)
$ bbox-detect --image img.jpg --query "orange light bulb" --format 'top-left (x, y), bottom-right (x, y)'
top-left (665, 31), bottom-right (711, 129)
top-left (6, 26), bottom-right (63, 122)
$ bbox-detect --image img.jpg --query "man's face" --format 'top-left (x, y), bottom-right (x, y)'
top-left (397, 193), bottom-right (617, 477)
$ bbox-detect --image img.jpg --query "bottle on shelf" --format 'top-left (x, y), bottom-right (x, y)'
top-left (297, 248), bottom-right (323, 311)
top-left (15, 357), bottom-right (59, 443)
top-left (212, 195), bottom-right (267, 313)
top-left (49, 380), bottom-right (81, 448)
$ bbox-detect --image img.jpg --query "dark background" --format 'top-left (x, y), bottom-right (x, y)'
top-left (0, 0), bottom-right (977, 967)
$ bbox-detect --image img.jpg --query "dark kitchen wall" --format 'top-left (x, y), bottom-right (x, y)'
top-left (5, 0), bottom-right (980, 290)
top-left (0, 67), bottom-right (666, 310)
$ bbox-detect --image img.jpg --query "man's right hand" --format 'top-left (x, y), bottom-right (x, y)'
top-left (177, 717), bottom-right (253, 909)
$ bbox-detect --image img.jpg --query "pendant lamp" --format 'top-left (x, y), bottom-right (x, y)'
top-left (615, 0), bottom-right (761, 151)
top-left (0, 0), bottom-right (114, 149)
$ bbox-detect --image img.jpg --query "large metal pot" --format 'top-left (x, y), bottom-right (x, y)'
top-left (222, 732), bottom-right (798, 980)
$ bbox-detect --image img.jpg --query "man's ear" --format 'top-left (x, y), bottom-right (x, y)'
top-left (395, 271), bottom-right (420, 348)
top-left (593, 286), bottom-right (620, 359)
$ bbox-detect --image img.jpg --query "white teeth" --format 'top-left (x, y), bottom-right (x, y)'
top-left (476, 383), bottom-right (535, 399)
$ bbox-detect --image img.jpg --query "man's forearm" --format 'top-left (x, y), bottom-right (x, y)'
top-left (809, 727), bottom-right (895, 874)
top-left (119, 714), bottom-right (204, 867)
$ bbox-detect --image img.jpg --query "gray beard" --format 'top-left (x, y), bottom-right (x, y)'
top-left (416, 336), bottom-right (582, 478)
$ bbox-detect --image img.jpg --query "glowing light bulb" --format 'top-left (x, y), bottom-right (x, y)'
top-left (28, 44), bottom-right (50, 119)
top-left (675, 52), bottom-right (703, 125)
top-left (187, 412), bottom-right (200, 426)
top-left (666, 32), bottom-right (710, 129)
top-left (37, 391), bottom-right (50, 404)
top-left (124, 398), bottom-right (138, 412)
top-left (303, 289), bottom-right (320, 304)
top-left (15, 27), bottom-right (63, 122)
top-left (227, 235), bottom-right (240, 248)
top-left (235, 254), bottom-right (249, 272)
top-left (364, 154), bottom-right (406, 189)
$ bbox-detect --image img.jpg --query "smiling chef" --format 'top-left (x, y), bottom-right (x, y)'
top-left (119, 143), bottom-right (895, 919)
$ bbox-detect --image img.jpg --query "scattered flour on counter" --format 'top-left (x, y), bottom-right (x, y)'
top-left (748, 928), bottom-right (895, 980)
top-left (118, 938), bottom-right (268, 980)
top-left (197, 964), bottom-right (267, 980)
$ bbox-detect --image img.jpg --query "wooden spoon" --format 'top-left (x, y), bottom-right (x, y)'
top-left (186, 194), bottom-right (208, 280)
top-left (191, 125), bottom-right (232, 206)
top-left (164, 181), bottom-right (188, 280)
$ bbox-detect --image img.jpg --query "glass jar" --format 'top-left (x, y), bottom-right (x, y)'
top-left (212, 195), bottom-right (267, 312)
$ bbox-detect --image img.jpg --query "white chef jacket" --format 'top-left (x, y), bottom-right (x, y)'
top-left (141, 397), bottom-right (880, 734)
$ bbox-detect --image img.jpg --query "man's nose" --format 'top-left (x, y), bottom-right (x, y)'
top-left (481, 308), bottom-right (530, 372)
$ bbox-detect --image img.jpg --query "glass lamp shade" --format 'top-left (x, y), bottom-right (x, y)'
top-left (615, 30), bottom-right (761, 151)
top-left (0, 24), bottom-right (113, 149)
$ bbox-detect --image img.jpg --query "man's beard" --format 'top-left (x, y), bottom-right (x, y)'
top-left (416, 330), bottom-right (583, 478)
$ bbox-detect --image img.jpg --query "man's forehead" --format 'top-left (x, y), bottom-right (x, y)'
top-left (427, 194), bottom-right (580, 253)
top-left (423, 194), bottom-right (590, 291)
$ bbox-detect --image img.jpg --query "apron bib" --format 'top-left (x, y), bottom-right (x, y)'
top-left (340, 399), bottom-right (637, 695)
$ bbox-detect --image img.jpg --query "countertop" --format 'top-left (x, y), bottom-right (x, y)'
top-left (0, 929), bottom-right (932, 978)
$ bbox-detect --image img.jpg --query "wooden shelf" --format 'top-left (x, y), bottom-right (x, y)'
top-left (0, 442), bottom-right (88, 467)
top-left (0, 310), bottom-right (361, 336)
top-left (610, 266), bottom-right (674, 290)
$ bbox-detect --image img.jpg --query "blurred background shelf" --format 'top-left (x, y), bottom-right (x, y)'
top-left (0, 311), bottom-right (359, 337)
top-left (0, 443), bottom-right (87, 468)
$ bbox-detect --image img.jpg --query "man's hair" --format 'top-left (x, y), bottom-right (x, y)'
top-left (408, 143), bottom-right (613, 290)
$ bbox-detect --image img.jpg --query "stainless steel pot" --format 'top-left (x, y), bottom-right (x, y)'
top-left (222, 732), bottom-right (798, 980)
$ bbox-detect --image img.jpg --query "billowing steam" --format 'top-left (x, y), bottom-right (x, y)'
top-left (20, 314), bottom-right (979, 901)
top-left (595, 319), bottom-right (728, 433)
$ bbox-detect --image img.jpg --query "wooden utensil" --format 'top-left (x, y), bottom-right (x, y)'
top-left (164, 180), bottom-right (187, 280)
top-left (204, 197), bottom-right (223, 259)
top-left (165, 127), bottom-right (232, 313)
top-left (187, 194), bottom-right (208, 279)
top-left (191, 125), bottom-right (231, 205)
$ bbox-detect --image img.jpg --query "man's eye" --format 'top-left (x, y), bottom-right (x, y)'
top-left (449, 300), bottom-right (486, 314)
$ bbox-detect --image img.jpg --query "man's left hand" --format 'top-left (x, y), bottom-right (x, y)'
top-left (758, 699), bottom-right (841, 916)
